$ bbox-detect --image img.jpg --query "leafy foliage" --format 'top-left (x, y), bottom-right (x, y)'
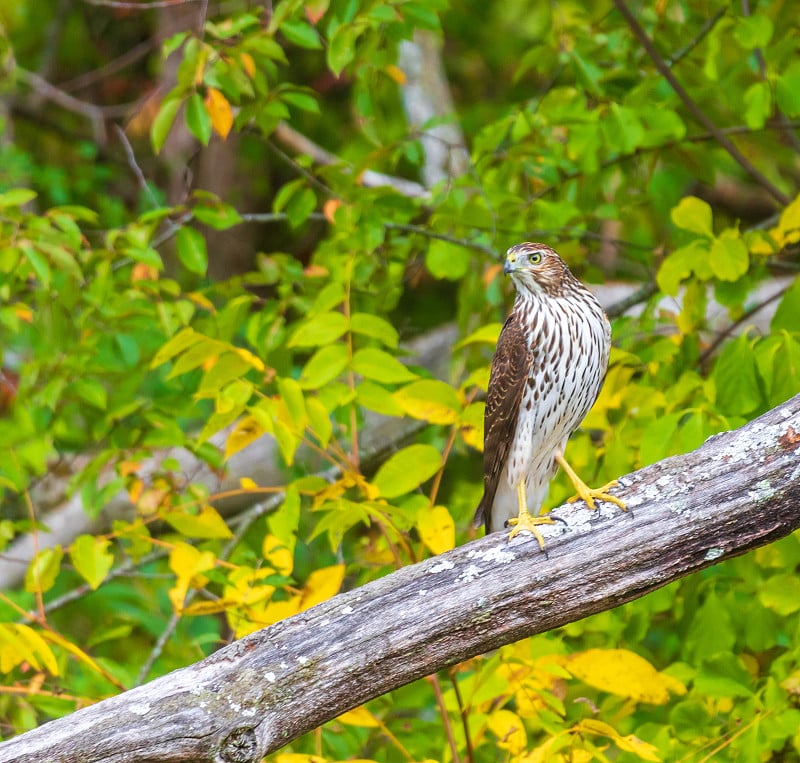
top-left (1, 0), bottom-right (800, 760)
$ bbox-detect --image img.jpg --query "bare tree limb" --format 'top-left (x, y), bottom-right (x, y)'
top-left (272, 122), bottom-right (428, 198)
top-left (398, 31), bottom-right (470, 187)
top-left (1, 393), bottom-right (799, 763)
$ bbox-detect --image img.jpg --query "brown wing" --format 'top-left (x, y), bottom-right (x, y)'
top-left (474, 308), bottom-right (532, 532)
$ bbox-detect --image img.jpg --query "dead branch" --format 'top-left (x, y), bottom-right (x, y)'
top-left (1, 393), bottom-right (798, 763)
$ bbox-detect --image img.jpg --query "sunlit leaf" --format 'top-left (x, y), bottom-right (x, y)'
top-left (373, 444), bottom-right (441, 498)
top-left (566, 648), bottom-right (686, 704)
top-left (671, 196), bottom-right (713, 237)
top-left (417, 505), bottom-right (454, 554)
top-left (70, 535), bottom-right (114, 590)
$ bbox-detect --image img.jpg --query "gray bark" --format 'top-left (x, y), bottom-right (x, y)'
top-left (1, 393), bottom-right (799, 763)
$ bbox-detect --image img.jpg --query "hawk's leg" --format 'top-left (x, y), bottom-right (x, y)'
top-left (507, 480), bottom-right (557, 550)
top-left (555, 452), bottom-right (626, 511)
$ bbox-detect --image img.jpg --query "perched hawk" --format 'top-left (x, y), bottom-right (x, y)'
top-left (475, 243), bottom-right (625, 549)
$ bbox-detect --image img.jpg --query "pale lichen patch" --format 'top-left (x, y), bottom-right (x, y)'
top-left (129, 702), bottom-right (151, 716)
top-left (747, 480), bottom-right (776, 504)
top-left (458, 564), bottom-right (482, 582)
top-left (428, 559), bottom-right (455, 574)
top-left (704, 547), bottom-right (725, 561)
top-left (297, 656), bottom-right (309, 665)
top-left (468, 546), bottom-right (515, 565)
top-left (265, 672), bottom-right (276, 683)
top-left (340, 605), bottom-right (354, 615)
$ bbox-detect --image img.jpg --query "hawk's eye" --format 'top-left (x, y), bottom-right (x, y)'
top-left (529, 251), bottom-right (543, 264)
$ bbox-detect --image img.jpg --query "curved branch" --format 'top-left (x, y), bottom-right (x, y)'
top-left (1, 394), bottom-right (799, 763)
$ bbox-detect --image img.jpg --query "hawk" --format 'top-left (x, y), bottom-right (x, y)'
top-left (475, 243), bottom-right (625, 549)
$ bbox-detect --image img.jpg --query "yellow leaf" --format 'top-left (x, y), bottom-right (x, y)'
top-left (385, 64), bottom-right (406, 84)
top-left (566, 648), bottom-right (685, 704)
top-left (225, 416), bottom-right (266, 460)
top-left (168, 542), bottom-right (216, 611)
top-left (240, 52), bottom-right (256, 78)
top-left (574, 719), bottom-right (660, 761)
top-left (263, 533), bottom-right (294, 576)
top-left (0, 624), bottom-right (59, 676)
top-left (204, 87), bottom-right (234, 139)
top-left (163, 505), bottom-right (233, 540)
top-left (275, 754), bottom-right (326, 763)
top-left (25, 546), bottom-right (63, 594)
top-left (337, 705), bottom-right (380, 727)
top-left (775, 192), bottom-right (800, 245)
top-left (417, 505), bottom-right (455, 555)
top-left (260, 595), bottom-right (301, 627)
top-left (393, 379), bottom-right (460, 424)
top-left (487, 709), bottom-right (527, 755)
top-left (240, 477), bottom-right (258, 490)
top-left (459, 401), bottom-right (485, 451)
top-left (232, 346), bottom-right (265, 371)
top-left (299, 564), bottom-right (345, 610)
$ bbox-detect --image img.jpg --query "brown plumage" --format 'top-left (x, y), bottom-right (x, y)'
top-left (475, 243), bottom-right (625, 548)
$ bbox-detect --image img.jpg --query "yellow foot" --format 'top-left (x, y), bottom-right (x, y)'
top-left (566, 479), bottom-right (626, 511)
top-left (507, 509), bottom-right (558, 550)
top-left (555, 453), bottom-right (626, 511)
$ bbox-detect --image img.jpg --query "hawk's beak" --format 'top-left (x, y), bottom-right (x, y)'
top-left (503, 255), bottom-right (517, 275)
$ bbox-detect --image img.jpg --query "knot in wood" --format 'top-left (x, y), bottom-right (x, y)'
top-left (219, 725), bottom-right (258, 763)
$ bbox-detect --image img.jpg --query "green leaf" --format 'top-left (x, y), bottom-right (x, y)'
top-left (280, 19), bottom-right (322, 49)
top-left (671, 196), bottom-right (713, 237)
top-left (351, 348), bottom-right (418, 383)
top-left (151, 327), bottom-right (198, 368)
top-left (327, 24), bottom-right (358, 75)
top-left (709, 233), bottom-right (749, 281)
top-left (288, 311), bottom-right (349, 348)
top-left (714, 333), bottom-right (761, 416)
top-left (70, 535), bottom-right (114, 590)
top-left (176, 226), bottom-right (208, 275)
top-left (372, 444), bottom-right (442, 499)
top-left (733, 14), bottom-right (773, 48)
top-left (743, 82), bottom-right (771, 130)
top-left (72, 378), bottom-right (108, 409)
top-left (425, 239), bottom-right (469, 280)
top-left (151, 95), bottom-right (183, 154)
top-left (25, 546), bottom-right (63, 594)
top-left (299, 343), bottom-right (349, 389)
top-left (163, 506), bottom-right (233, 539)
top-left (282, 90), bottom-right (320, 113)
top-left (758, 574), bottom-right (800, 615)
top-left (192, 199), bottom-right (243, 230)
top-left (656, 241), bottom-right (709, 296)
top-left (776, 61), bottom-right (800, 117)
top-left (306, 397), bottom-right (332, 448)
top-left (771, 278), bottom-right (800, 332)
top-left (0, 188), bottom-right (37, 208)
top-left (356, 380), bottom-right (405, 416)
top-left (350, 312), bottom-right (399, 348)
top-left (185, 92), bottom-right (212, 144)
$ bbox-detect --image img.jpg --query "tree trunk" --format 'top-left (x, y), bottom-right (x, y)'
top-left (1, 393), bottom-right (799, 763)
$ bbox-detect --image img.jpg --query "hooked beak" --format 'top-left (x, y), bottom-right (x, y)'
top-left (503, 254), bottom-right (518, 276)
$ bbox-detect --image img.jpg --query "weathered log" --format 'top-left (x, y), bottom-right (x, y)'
top-left (1, 393), bottom-right (799, 763)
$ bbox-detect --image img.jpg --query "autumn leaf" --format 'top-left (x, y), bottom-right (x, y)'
top-left (204, 87), bottom-right (234, 139)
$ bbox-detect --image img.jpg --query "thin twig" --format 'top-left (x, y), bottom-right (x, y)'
top-left (665, 7), bottom-right (727, 67)
top-left (427, 673), bottom-right (461, 763)
top-left (450, 669), bottom-right (474, 763)
top-left (698, 284), bottom-right (790, 369)
top-left (612, 0), bottom-right (790, 205)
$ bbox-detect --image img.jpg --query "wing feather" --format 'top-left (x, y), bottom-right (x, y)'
top-left (474, 307), bottom-right (532, 532)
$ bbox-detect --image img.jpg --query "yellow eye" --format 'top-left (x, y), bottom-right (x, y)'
top-left (529, 251), bottom-right (542, 264)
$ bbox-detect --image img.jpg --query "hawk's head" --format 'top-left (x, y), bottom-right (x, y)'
top-left (503, 242), bottom-right (569, 297)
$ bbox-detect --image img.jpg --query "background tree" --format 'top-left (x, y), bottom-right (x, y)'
top-left (0, 0), bottom-right (799, 761)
